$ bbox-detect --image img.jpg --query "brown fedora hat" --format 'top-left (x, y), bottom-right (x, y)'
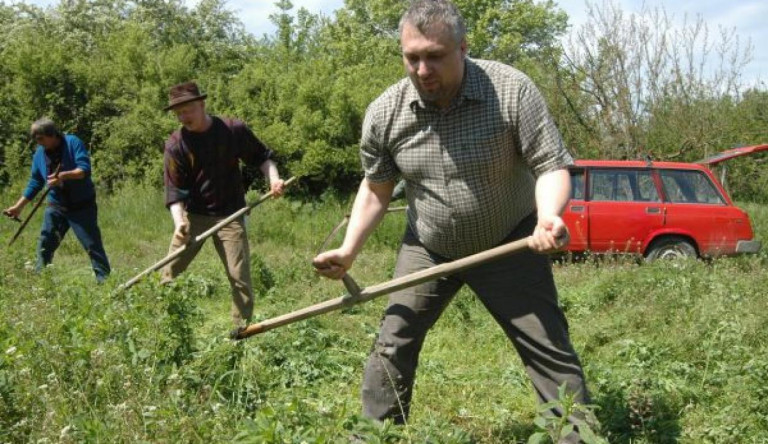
top-left (164, 81), bottom-right (207, 111)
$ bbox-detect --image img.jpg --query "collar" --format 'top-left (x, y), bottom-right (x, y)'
top-left (407, 58), bottom-right (486, 112)
top-left (182, 115), bottom-right (219, 138)
top-left (43, 136), bottom-right (65, 156)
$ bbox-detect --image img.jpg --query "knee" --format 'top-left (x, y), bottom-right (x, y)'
top-left (38, 231), bottom-right (60, 248)
top-left (82, 241), bottom-right (100, 253)
top-left (365, 342), bottom-right (413, 389)
top-left (227, 276), bottom-right (252, 293)
top-left (369, 335), bottom-right (422, 375)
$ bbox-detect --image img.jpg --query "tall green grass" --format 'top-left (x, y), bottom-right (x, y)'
top-left (1, 187), bottom-right (766, 442)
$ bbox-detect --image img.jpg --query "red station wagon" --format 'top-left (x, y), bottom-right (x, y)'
top-left (562, 145), bottom-right (766, 259)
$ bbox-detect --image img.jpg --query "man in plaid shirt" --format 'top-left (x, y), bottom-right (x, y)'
top-left (313, 0), bottom-right (589, 439)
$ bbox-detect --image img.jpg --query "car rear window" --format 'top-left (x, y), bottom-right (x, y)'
top-left (589, 169), bottom-right (660, 202)
top-left (659, 170), bottom-right (725, 204)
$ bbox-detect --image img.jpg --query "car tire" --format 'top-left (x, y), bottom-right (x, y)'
top-left (645, 237), bottom-right (698, 261)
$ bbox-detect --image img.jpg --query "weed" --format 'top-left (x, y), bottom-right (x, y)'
top-left (528, 384), bottom-right (607, 444)
top-left (0, 188), bottom-right (766, 442)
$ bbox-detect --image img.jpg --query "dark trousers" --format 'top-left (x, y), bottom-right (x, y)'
top-left (36, 204), bottom-right (111, 283)
top-left (361, 214), bottom-right (589, 440)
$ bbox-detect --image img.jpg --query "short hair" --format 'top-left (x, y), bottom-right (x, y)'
top-left (30, 118), bottom-right (62, 139)
top-left (398, 0), bottom-right (466, 44)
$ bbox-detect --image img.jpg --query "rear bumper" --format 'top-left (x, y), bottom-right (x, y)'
top-left (736, 239), bottom-right (762, 254)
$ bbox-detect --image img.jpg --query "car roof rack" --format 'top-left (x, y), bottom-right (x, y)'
top-left (644, 155), bottom-right (653, 167)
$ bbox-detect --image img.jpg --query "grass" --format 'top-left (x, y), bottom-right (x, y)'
top-left (1, 186), bottom-right (767, 443)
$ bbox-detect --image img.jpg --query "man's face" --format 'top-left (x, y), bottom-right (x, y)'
top-left (172, 100), bottom-right (207, 132)
top-left (34, 134), bottom-right (60, 151)
top-left (401, 21), bottom-right (467, 108)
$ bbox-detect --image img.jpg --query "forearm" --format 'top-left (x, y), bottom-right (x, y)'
top-left (169, 201), bottom-right (187, 228)
top-left (23, 172), bottom-right (45, 200)
top-left (535, 168), bottom-right (571, 218)
top-left (13, 196), bottom-right (30, 210)
top-left (340, 178), bottom-right (395, 260)
top-left (58, 168), bottom-right (86, 181)
top-left (259, 159), bottom-right (281, 184)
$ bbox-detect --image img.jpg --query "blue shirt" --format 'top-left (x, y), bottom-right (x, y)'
top-left (23, 134), bottom-right (96, 207)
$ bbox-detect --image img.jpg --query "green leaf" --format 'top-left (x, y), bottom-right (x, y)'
top-left (579, 424), bottom-right (601, 444)
top-left (527, 431), bottom-right (548, 444)
top-left (538, 401), bottom-right (560, 411)
top-left (559, 424), bottom-right (574, 439)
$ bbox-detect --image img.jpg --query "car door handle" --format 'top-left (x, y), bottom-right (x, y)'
top-left (646, 207), bottom-right (661, 214)
top-left (570, 205), bottom-right (584, 212)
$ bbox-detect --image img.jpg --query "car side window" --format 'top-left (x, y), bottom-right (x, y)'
top-left (637, 173), bottom-right (661, 202)
top-left (659, 170), bottom-right (725, 204)
top-left (570, 169), bottom-right (585, 200)
top-left (590, 169), bottom-right (660, 202)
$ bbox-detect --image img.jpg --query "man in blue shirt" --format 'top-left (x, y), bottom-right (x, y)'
top-left (3, 118), bottom-right (111, 283)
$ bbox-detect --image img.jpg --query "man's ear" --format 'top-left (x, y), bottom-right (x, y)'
top-left (460, 38), bottom-right (468, 57)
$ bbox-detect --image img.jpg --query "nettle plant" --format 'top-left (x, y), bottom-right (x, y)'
top-left (528, 384), bottom-right (607, 444)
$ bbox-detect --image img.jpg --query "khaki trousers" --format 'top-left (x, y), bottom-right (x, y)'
top-left (161, 213), bottom-right (253, 327)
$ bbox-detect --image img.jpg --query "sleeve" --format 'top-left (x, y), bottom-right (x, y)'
top-left (22, 149), bottom-right (45, 201)
top-left (515, 76), bottom-right (574, 178)
top-left (163, 137), bottom-right (191, 208)
top-left (360, 101), bottom-right (399, 183)
top-left (234, 120), bottom-right (273, 167)
top-left (68, 135), bottom-right (92, 176)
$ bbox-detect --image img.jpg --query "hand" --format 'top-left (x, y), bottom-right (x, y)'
top-left (173, 221), bottom-right (191, 244)
top-left (312, 248), bottom-right (355, 280)
top-left (47, 173), bottom-right (62, 188)
top-left (528, 215), bottom-right (570, 253)
top-left (269, 179), bottom-right (285, 197)
top-left (3, 206), bottom-right (21, 221)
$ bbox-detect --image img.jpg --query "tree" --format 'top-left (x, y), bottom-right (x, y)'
top-left (556, 0), bottom-right (753, 160)
top-left (0, 0), bottom-right (256, 189)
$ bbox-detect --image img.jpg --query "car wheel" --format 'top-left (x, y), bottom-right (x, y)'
top-left (645, 237), bottom-right (697, 261)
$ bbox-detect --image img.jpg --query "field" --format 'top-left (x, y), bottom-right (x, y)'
top-left (1, 186), bottom-right (767, 443)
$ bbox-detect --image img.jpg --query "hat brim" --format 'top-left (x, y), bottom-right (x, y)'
top-left (163, 94), bottom-right (207, 111)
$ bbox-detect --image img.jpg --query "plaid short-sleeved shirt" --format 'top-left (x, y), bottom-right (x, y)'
top-left (361, 58), bottom-right (573, 259)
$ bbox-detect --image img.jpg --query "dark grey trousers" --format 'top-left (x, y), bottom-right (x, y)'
top-left (361, 214), bottom-right (590, 437)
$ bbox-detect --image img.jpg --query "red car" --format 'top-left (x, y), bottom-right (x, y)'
top-left (562, 145), bottom-right (766, 259)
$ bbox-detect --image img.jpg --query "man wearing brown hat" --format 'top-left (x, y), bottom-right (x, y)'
top-left (162, 81), bottom-right (285, 329)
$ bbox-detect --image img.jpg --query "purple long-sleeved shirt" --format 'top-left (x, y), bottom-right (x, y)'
top-left (164, 116), bottom-right (273, 216)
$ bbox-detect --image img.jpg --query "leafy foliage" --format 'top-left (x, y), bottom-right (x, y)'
top-left (0, 3), bottom-right (767, 438)
top-left (554, 1), bottom-right (768, 198)
top-left (528, 384), bottom-right (606, 444)
top-left (1, 187), bottom-right (767, 442)
top-left (0, 0), bottom-right (254, 189)
top-left (1, 0), bottom-right (765, 198)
